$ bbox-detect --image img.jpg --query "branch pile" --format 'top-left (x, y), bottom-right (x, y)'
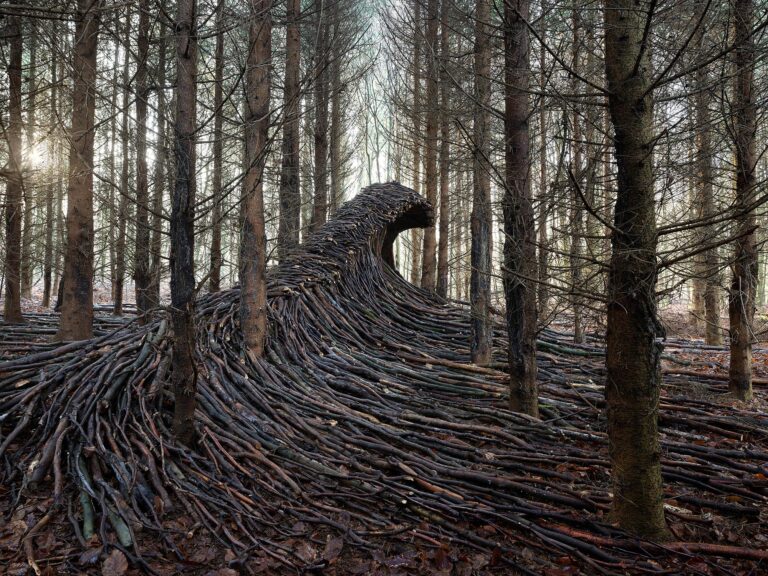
top-left (1, 183), bottom-right (766, 575)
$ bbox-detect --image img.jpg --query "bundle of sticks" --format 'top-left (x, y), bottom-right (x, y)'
top-left (1, 183), bottom-right (766, 575)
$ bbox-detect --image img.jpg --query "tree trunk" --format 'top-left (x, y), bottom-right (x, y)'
top-left (604, 0), bottom-right (668, 540)
top-left (436, 7), bottom-right (450, 299)
top-left (134, 0), bottom-right (152, 320)
top-left (149, 39), bottom-right (167, 309)
top-left (728, 0), bottom-right (757, 401)
top-left (43, 27), bottom-right (58, 309)
top-left (329, 14), bottom-right (343, 215)
top-left (3, 15), bottom-right (24, 323)
top-left (453, 173), bottom-right (462, 300)
top-left (54, 114), bottom-right (65, 304)
top-left (470, 0), bottom-right (492, 365)
top-left (106, 20), bottom-right (120, 299)
top-left (58, 0), bottom-right (101, 340)
top-left (240, 0), bottom-right (271, 357)
top-left (277, 0), bottom-right (301, 259)
top-left (21, 25), bottom-right (37, 301)
top-left (569, 8), bottom-right (584, 343)
top-left (419, 0), bottom-right (438, 291)
top-left (114, 17), bottom-right (132, 316)
top-left (311, 3), bottom-right (330, 233)
top-left (692, 0), bottom-right (721, 345)
top-left (536, 16), bottom-right (549, 317)
top-left (170, 0), bottom-right (199, 444)
top-left (300, 89), bottom-right (314, 239)
top-left (54, 58), bottom-right (65, 301)
top-left (410, 0), bottom-right (422, 286)
top-left (583, 25), bottom-right (601, 281)
top-left (504, 0), bottom-right (538, 416)
top-left (209, 2), bottom-right (225, 291)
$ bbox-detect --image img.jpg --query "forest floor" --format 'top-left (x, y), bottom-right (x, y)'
top-left (1, 296), bottom-right (767, 575)
top-left (1, 304), bottom-right (766, 575)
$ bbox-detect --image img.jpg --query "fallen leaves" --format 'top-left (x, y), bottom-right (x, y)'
top-left (79, 546), bottom-right (102, 567)
top-left (204, 569), bottom-right (237, 576)
top-left (101, 549), bottom-right (128, 576)
top-left (323, 535), bottom-right (344, 563)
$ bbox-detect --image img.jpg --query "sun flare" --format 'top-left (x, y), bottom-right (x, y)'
top-left (26, 142), bottom-right (48, 168)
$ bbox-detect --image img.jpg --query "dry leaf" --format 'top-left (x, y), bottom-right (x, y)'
top-left (102, 549), bottom-right (128, 576)
top-left (323, 536), bottom-right (343, 562)
top-left (294, 541), bottom-right (316, 563)
top-left (79, 546), bottom-right (102, 566)
top-left (205, 570), bottom-right (237, 576)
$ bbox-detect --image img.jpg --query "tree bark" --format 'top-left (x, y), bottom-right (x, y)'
top-left (54, 51), bottom-right (65, 302)
top-left (329, 11), bottom-right (343, 215)
top-left (301, 89), bottom-right (314, 237)
top-left (54, 69), bottom-right (65, 306)
top-left (536, 14), bottom-right (549, 317)
top-left (692, 0), bottom-right (721, 346)
top-left (604, 0), bottom-right (669, 540)
top-left (21, 24), bottom-right (37, 301)
top-left (504, 0), bottom-right (538, 417)
top-left (58, 0), bottom-right (102, 340)
top-left (419, 0), bottom-right (439, 291)
top-left (134, 0), bottom-right (152, 320)
top-left (239, 0), bottom-right (271, 357)
top-left (436, 7), bottom-right (450, 299)
top-left (3, 15), bottom-right (24, 323)
top-left (569, 7), bottom-right (584, 343)
top-left (209, 1), bottom-right (225, 291)
top-left (470, 0), bottom-right (492, 365)
top-left (170, 0), bottom-right (199, 443)
top-left (149, 38), bottom-right (167, 309)
top-left (277, 0), bottom-right (301, 259)
top-left (114, 16), bottom-right (132, 316)
top-left (410, 0), bottom-right (422, 285)
top-left (583, 25), bottom-right (601, 272)
top-left (43, 26), bottom-right (58, 309)
top-left (105, 17), bottom-right (120, 299)
top-left (311, 1), bottom-right (330, 233)
top-left (454, 171), bottom-right (464, 301)
top-left (728, 0), bottom-right (757, 401)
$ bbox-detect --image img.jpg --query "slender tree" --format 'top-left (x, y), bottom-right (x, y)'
top-left (536, 13), bottom-right (549, 316)
top-left (105, 15), bottom-right (120, 296)
top-left (43, 29), bottom-right (58, 308)
top-left (170, 0), bottom-right (199, 443)
top-left (148, 38), bottom-right (167, 310)
top-left (691, 0), bottom-right (721, 345)
top-left (240, 0), bottom-right (272, 357)
top-left (603, 0), bottom-right (668, 539)
top-left (435, 6), bottom-right (450, 299)
top-left (311, 1), bottom-right (330, 232)
top-left (504, 0), bottom-right (538, 416)
top-left (277, 0), bottom-right (302, 258)
top-left (728, 0), bottom-right (757, 401)
top-left (20, 24), bottom-right (37, 300)
top-left (410, 0), bottom-right (422, 285)
top-left (209, 0), bottom-right (225, 291)
top-left (569, 7), bottom-right (584, 343)
top-left (114, 14), bottom-right (132, 316)
top-left (419, 0), bottom-right (438, 291)
top-left (134, 0), bottom-right (152, 320)
top-left (470, 0), bottom-right (492, 365)
top-left (58, 0), bottom-right (102, 340)
top-left (3, 15), bottom-right (24, 323)
top-left (329, 9), bottom-right (343, 214)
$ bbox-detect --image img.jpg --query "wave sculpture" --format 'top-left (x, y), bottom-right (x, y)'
top-left (1, 182), bottom-right (766, 574)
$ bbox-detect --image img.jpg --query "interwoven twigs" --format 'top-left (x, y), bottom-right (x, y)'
top-left (1, 183), bottom-right (766, 574)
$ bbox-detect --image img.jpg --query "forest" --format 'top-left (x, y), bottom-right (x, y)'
top-left (0, 0), bottom-right (767, 574)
